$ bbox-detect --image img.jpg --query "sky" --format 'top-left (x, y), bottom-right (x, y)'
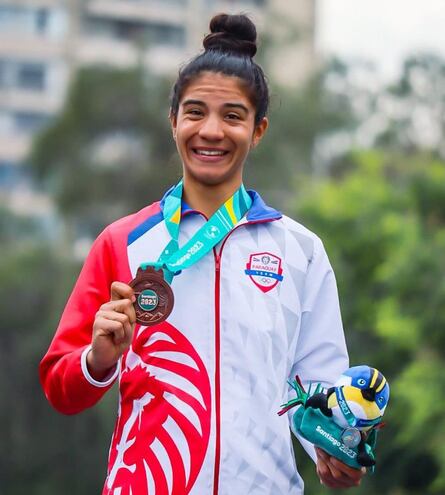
top-left (317, 0), bottom-right (445, 81)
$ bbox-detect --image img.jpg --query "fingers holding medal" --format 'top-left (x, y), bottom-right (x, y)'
top-left (88, 282), bottom-right (137, 380)
top-left (95, 298), bottom-right (136, 344)
top-left (88, 268), bottom-right (174, 382)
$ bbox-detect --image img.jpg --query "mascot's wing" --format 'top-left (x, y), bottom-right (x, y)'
top-left (278, 376), bottom-right (323, 416)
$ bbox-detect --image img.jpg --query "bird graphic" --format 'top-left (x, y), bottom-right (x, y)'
top-left (104, 322), bottom-right (211, 494)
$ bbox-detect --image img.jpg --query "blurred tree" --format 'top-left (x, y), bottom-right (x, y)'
top-left (29, 64), bottom-right (356, 236)
top-left (0, 210), bottom-right (120, 494)
top-left (30, 66), bottom-right (180, 241)
top-left (247, 62), bottom-right (355, 207)
top-left (19, 60), bottom-right (356, 494)
top-left (318, 54), bottom-right (445, 164)
top-left (376, 54), bottom-right (445, 157)
top-left (290, 149), bottom-right (445, 494)
top-left (20, 53), bottom-right (445, 494)
top-left (27, 53), bottom-right (445, 234)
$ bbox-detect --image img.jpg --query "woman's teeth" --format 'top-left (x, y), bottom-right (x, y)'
top-left (195, 149), bottom-right (226, 156)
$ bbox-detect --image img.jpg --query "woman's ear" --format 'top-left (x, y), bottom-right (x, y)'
top-left (169, 111), bottom-right (177, 141)
top-left (251, 117), bottom-right (269, 149)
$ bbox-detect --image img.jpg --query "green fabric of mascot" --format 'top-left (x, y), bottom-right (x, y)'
top-left (279, 366), bottom-right (390, 470)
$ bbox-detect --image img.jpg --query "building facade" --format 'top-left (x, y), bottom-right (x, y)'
top-left (0, 0), bottom-right (316, 204)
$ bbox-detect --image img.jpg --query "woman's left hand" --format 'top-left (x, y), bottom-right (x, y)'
top-left (315, 447), bottom-right (366, 489)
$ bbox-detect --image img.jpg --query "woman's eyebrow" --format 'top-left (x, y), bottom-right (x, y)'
top-left (182, 99), bottom-right (205, 107)
top-left (181, 100), bottom-right (248, 113)
top-left (224, 103), bottom-right (248, 113)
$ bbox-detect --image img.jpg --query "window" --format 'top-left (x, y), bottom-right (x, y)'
top-left (0, 59), bottom-right (7, 88)
top-left (0, 161), bottom-right (24, 189)
top-left (0, 60), bottom-right (47, 91)
top-left (154, 23), bottom-right (185, 46)
top-left (36, 8), bottom-right (49, 33)
top-left (17, 63), bottom-right (45, 91)
top-left (238, 0), bottom-right (266, 5)
top-left (127, 0), bottom-right (188, 4)
top-left (0, 5), bottom-right (64, 36)
top-left (115, 20), bottom-right (145, 41)
top-left (89, 18), bottom-right (186, 47)
top-left (14, 111), bottom-right (49, 133)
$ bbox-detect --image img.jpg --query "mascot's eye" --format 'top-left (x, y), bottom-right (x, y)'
top-left (357, 378), bottom-right (366, 386)
top-left (378, 397), bottom-right (384, 403)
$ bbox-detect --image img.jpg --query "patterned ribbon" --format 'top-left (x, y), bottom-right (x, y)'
top-left (335, 386), bottom-right (382, 429)
top-left (141, 179), bottom-right (252, 283)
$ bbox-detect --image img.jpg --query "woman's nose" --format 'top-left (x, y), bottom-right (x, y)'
top-left (198, 115), bottom-right (224, 140)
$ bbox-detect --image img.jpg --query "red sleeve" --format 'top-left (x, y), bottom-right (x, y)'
top-left (39, 227), bottom-right (119, 414)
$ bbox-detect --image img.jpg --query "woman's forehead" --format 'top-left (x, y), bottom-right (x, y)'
top-left (180, 72), bottom-right (253, 108)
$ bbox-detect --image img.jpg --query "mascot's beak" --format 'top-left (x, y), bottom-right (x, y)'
top-left (361, 388), bottom-right (376, 401)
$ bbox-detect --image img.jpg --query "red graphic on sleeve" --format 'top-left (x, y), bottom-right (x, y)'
top-left (103, 322), bottom-right (211, 495)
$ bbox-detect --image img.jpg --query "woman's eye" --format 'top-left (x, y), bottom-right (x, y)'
top-left (226, 113), bottom-right (241, 120)
top-left (187, 109), bottom-right (203, 117)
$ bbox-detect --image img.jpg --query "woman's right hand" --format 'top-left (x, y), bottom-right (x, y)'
top-left (87, 281), bottom-right (137, 381)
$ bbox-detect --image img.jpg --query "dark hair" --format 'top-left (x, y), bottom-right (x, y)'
top-left (170, 14), bottom-right (269, 126)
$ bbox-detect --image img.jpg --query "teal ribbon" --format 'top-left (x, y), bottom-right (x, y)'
top-left (335, 386), bottom-right (382, 428)
top-left (141, 179), bottom-right (252, 283)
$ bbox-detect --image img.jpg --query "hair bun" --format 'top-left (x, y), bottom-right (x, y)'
top-left (203, 14), bottom-right (257, 58)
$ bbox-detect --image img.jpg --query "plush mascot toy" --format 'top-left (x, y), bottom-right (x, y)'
top-left (278, 366), bottom-right (390, 470)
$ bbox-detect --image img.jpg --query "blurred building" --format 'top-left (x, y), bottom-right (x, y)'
top-left (0, 0), bottom-right (316, 211)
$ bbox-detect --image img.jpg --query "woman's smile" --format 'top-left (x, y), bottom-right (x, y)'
top-left (170, 71), bottom-right (267, 188)
top-left (192, 146), bottom-right (230, 162)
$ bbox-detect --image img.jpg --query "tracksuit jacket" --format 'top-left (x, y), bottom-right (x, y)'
top-left (40, 187), bottom-right (349, 495)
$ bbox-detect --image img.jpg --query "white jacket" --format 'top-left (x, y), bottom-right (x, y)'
top-left (40, 188), bottom-right (349, 495)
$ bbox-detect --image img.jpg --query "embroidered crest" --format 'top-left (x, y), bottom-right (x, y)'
top-left (245, 252), bottom-right (284, 293)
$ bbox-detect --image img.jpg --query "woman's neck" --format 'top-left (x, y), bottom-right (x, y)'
top-left (182, 177), bottom-right (243, 218)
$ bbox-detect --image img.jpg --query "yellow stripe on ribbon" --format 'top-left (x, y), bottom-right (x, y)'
top-left (171, 206), bottom-right (181, 225)
top-left (224, 195), bottom-right (237, 225)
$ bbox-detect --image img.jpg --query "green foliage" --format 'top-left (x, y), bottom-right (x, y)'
top-left (30, 66), bottom-right (180, 239)
top-left (0, 212), bottom-right (119, 494)
top-left (12, 53), bottom-right (445, 493)
top-left (378, 54), bottom-right (445, 154)
top-left (29, 63), bottom-right (357, 230)
top-left (291, 149), bottom-right (445, 494)
top-left (247, 66), bottom-right (355, 208)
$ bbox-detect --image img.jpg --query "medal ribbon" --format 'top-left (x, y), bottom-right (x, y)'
top-left (335, 387), bottom-right (382, 429)
top-left (141, 179), bottom-right (252, 283)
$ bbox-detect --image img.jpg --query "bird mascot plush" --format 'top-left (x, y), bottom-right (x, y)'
top-left (278, 366), bottom-right (390, 469)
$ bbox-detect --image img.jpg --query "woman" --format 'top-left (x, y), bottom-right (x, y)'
top-left (40, 13), bottom-right (364, 494)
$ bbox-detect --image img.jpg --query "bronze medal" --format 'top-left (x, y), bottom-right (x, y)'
top-left (129, 266), bottom-right (174, 326)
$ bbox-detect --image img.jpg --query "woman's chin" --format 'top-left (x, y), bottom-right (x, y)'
top-left (185, 169), bottom-right (237, 188)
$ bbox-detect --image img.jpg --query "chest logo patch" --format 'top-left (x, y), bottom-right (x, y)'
top-left (245, 252), bottom-right (284, 293)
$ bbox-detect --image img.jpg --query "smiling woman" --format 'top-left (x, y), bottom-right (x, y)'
top-left (170, 72), bottom-right (268, 215)
top-left (168, 14), bottom-right (269, 216)
top-left (40, 13), bottom-right (362, 495)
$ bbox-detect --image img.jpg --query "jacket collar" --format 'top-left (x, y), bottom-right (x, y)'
top-left (159, 185), bottom-right (282, 223)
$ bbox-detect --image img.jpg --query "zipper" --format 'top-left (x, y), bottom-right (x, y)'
top-left (211, 217), bottom-right (278, 495)
top-left (212, 250), bottom-right (221, 495)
